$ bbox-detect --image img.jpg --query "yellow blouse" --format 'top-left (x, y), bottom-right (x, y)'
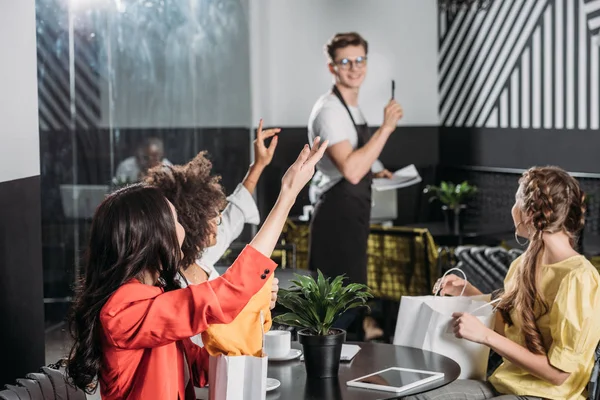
top-left (201, 274), bottom-right (273, 357)
top-left (489, 255), bottom-right (600, 400)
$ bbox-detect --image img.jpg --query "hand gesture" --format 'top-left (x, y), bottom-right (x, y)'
top-left (280, 137), bottom-right (328, 198)
top-left (382, 100), bottom-right (403, 132)
top-left (254, 119), bottom-right (281, 168)
top-left (270, 277), bottom-right (279, 310)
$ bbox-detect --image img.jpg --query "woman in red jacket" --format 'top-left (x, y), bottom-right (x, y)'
top-left (66, 137), bottom-right (328, 399)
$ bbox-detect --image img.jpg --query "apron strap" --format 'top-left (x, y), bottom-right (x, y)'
top-left (332, 85), bottom-right (359, 126)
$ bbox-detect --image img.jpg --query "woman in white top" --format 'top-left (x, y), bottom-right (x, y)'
top-left (145, 120), bottom-right (281, 344)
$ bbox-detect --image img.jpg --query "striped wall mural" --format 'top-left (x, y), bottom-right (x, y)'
top-left (35, 1), bottom-right (101, 131)
top-left (586, 0), bottom-right (600, 37)
top-left (439, 0), bottom-right (600, 129)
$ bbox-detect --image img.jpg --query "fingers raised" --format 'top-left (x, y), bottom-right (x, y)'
top-left (306, 137), bottom-right (328, 166)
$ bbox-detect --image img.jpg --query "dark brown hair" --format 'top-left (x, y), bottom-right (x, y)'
top-left (144, 152), bottom-right (227, 269)
top-left (498, 166), bottom-right (586, 354)
top-left (67, 184), bottom-right (182, 392)
top-left (325, 32), bottom-right (368, 62)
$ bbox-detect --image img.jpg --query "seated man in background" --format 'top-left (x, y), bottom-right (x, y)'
top-left (114, 137), bottom-right (172, 184)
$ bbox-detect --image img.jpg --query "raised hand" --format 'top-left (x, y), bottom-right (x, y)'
top-left (382, 100), bottom-right (403, 133)
top-left (254, 119), bottom-right (281, 168)
top-left (280, 137), bottom-right (328, 199)
top-left (270, 277), bottom-right (279, 310)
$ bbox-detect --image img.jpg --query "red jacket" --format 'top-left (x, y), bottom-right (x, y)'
top-left (98, 245), bottom-right (277, 400)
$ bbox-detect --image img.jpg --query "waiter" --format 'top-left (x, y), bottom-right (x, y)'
top-left (308, 32), bottom-right (403, 287)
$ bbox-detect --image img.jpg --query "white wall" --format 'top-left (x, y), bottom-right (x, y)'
top-left (0, 0), bottom-right (40, 182)
top-left (250, 0), bottom-right (439, 127)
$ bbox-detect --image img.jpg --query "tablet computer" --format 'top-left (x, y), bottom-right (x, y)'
top-left (346, 367), bottom-right (444, 394)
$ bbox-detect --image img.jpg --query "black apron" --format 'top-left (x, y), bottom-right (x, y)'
top-left (308, 86), bottom-right (372, 285)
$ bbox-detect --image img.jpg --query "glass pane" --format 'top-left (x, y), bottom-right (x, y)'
top-left (37, 0), bottom-right (252, 365)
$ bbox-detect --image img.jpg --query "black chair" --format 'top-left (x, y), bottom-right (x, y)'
top-left (452, 246), bottom-right (523, 295)
top-left (589, 342), bottom-right (600, 400)
top-left (0, 360), bottom-right (86, 400)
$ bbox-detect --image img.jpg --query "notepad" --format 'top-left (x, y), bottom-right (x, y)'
top-left (340, 344), bottom-right (361, 361)
top-left (372, 164), bottom-right (422, 192)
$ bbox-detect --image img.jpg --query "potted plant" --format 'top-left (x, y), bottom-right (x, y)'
top-left (423, 181), bottom-right (478, 235)
top-left (273, 271), bottom-right (372, 378)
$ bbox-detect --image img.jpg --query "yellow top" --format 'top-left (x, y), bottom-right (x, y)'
top-left (489, 255), bottom-right (600, 400)
top-left (201, 274), bottom-right (273, 357)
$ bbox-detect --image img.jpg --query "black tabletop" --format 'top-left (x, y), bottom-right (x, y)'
top-left (266, 342), bottom-right (460, 400)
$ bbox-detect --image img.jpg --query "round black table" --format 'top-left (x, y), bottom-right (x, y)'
top-left (265, 342), bottom-right (460, 400)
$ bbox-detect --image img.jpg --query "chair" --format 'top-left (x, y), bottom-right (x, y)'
top-left (0, 360), bottom-right (86, 400)
top-left (589, 342), bottom-right (600, 400)
top-left (451, 246), bottom-right (523, 295)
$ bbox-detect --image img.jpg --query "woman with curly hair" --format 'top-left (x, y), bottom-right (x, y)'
top-left (144, 121), bottom-right (281, 350)
top-left (66, 137), bottom-right (328, 400)
top-left (404, 166), bottom-right (600, 400)
top-left (145, 120), bottom-right (280, 286)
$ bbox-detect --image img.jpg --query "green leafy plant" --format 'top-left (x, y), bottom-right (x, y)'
top-left (423, 181), bottom-right (478, 209)
top-left (273, 270), bottom-right (373, 336)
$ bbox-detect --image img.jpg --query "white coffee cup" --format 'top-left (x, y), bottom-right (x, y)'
top-left (265, 330), bottom-right (291, 358)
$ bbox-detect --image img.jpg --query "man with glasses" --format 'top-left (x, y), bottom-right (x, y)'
top-left (308, 32), bottom-right (403, 339)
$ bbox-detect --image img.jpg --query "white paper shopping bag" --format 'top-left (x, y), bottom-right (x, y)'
top-left (208, 354), bottom-right (268, 400)
top-left (208, 310), bottom-right (269, 400)
top-left (393, 268), bottom-right (496, 380)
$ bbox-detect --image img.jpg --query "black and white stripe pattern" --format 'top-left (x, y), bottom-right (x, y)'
top-left (439, 0), bottom-right (600, 129)
top-left (584, 0), bottom-right (600, 37)
top-left (35, 4), bottom-right (101, 131)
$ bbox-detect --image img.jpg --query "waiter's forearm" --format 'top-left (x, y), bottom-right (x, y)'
top-left (339, 126), bottom-right (393, 184)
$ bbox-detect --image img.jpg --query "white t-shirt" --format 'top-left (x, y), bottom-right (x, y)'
top-left (308, 91), bottom-right (384, 201)
top-left (114, 156), bottom-right (172, 184)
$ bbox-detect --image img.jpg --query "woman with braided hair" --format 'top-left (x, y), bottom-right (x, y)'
top-left (405, 166), bottom-right (600, 400)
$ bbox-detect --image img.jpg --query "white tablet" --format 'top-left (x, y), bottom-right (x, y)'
top-left (346, 367), bottom-right (444, 394)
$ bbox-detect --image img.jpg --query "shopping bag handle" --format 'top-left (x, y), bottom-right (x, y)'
top-left (434, 267), bottom-right (468, 297)
top-left (470, 298), bottom-right (502, 313)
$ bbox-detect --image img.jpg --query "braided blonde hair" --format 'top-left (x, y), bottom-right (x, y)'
top-left (498, 166), bottom-right (586, 354)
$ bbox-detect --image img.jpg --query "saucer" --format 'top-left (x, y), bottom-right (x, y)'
top-left (266, 378), bottom-right (281, 392)
top-left (268, 348), bottom-right (302, 361)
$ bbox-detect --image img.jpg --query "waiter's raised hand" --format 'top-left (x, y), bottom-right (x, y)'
top-left (280, 137), bottom-right (329, 198)
top-left (382, 100), bottom-right (403, 133)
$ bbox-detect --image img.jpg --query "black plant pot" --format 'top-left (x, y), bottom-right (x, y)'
top-left (442, 205), bottom-right (466, 235)
top-left (298, 328), bottom-right (346, 378)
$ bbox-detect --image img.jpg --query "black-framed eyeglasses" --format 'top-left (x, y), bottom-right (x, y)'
top-left (214, 213), bottom-right (222, 226)
top-left (334, 56), bottom-right (367, 70)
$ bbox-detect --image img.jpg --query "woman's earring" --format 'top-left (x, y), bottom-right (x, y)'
top-left (515, 222), bottom-right (529, 246)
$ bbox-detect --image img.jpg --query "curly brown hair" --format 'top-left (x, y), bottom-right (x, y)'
top-left (144, 152), bottom-right (227, 270)
top-left (498, 166), bottom-right (586, 355)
